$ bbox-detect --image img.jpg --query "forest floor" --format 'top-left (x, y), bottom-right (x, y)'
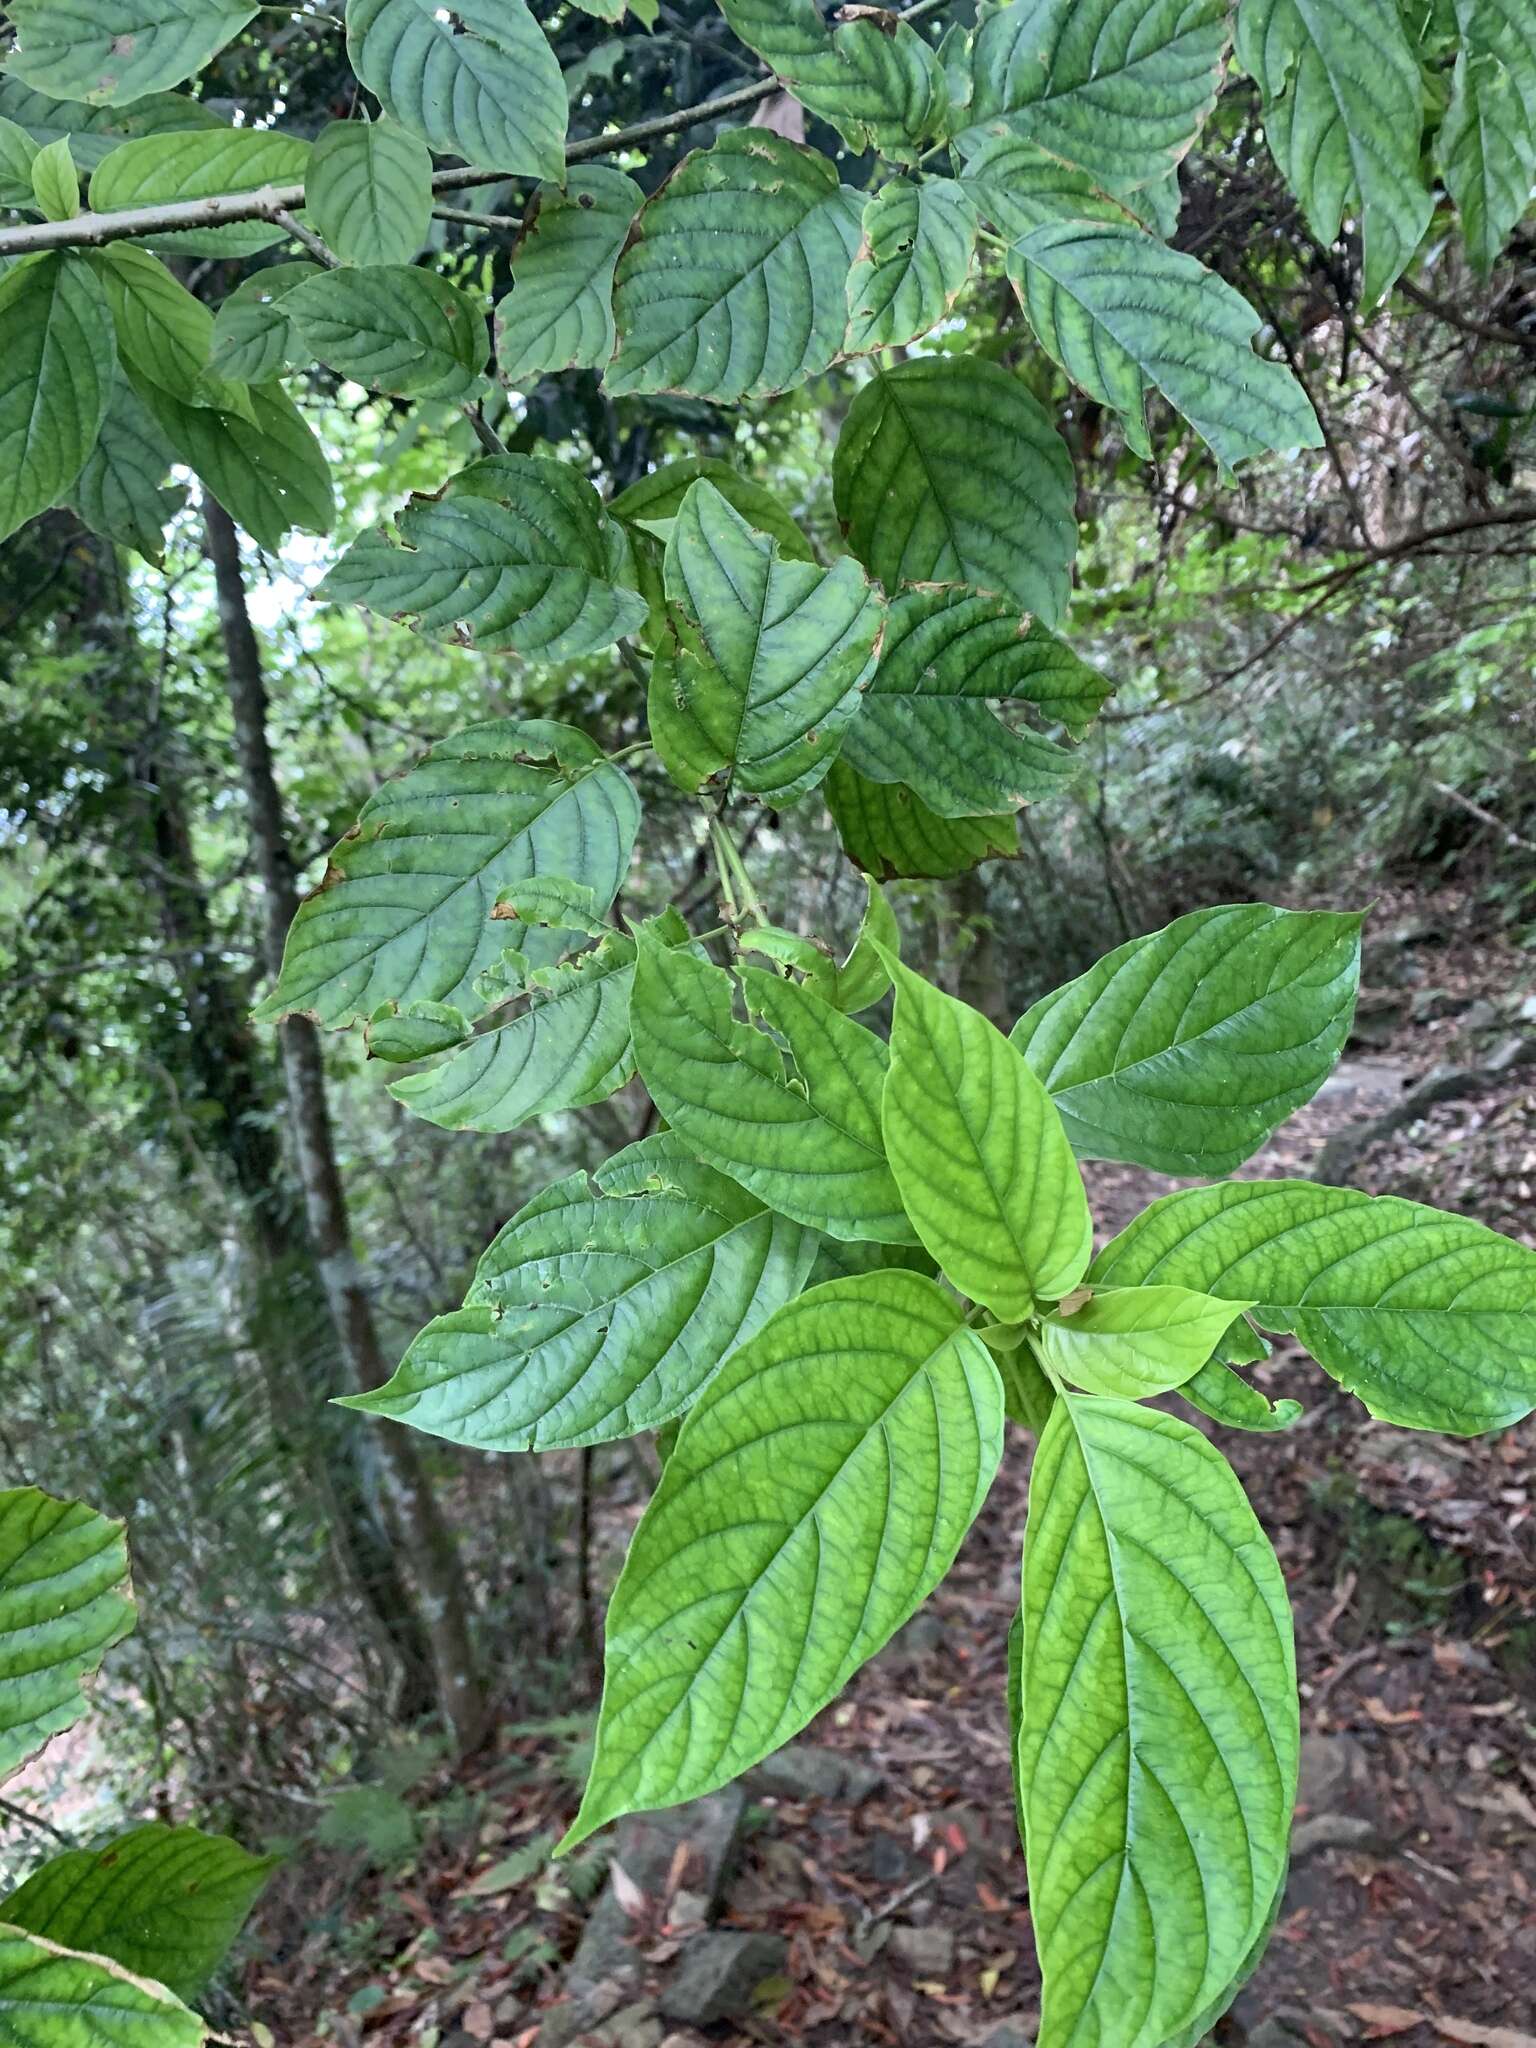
top-left (249, 892), bottom-right (1536, 2048)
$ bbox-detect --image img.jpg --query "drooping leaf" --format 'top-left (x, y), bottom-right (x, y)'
top-left (826, 759), bottom-right (1018, 879)
top-left (1036, 1283), bottom-right (1254, 1398)
top-left (1010, 903), bottom-right (1363, 1175)
top-left (0, 78), bottom-right (224, 170)
top-left (365, 1000), bottom-right (469, 1064)
top-left (1235, 0), bottom-right (1433, 305)
top-left (1020, 1396), bottom-right (1297, 2048)
top-left (131, 374), bottom-right (334, 552)
top-left (1093, 1178), bottom-right (1536, 1435)
top-left (30, 135), bottom-right (79, 220)
top-left (803, 875), bottom-right (900, 1015)
top-left (494, 167), bottom-right (640, 382)
top-left (1179, 1357), bottom-right (1304, 1432)
top-left (563, 1270), bottom-right (1003, 1846)
top-left (207, 264), bottom-right (317, 384)
top-left (956, 124), bottom-right (1139, 235)
top-left (256, 720), bottom-right (639, 1031)
top-left (716, 0), bottom-right (947, 160)
top-left (845, 177), bottom-right (977, 354)
top-left (317, 455), bottom-right (648, 659)
top-left (881, 954), bottom-right (1092, 1318)
top-left (1436, 0), bottom-right (1536, 276)
top-left (343, 1134), bottom-right (818, 1451)
top-left (629, 938), bottom-right (913, 1244)
top-left (305, 118), bottom-right (434, 268)
top-left (0, 1489), bottom-right (133, 1784)
top-left (0, 1825), bottom-right (278, 2003)
top-left (992, 1334), bottom-right (1057, 1434)
top-left (66, 380), bottom-right (182, 563)
top-left (285, 264), bottom-right (489, 400)
top-left (833, 356), bottom-right (1077, 625)
top-left (0, 253), bottom-right (114, 544)
top-left (345, 0), bottom-right (567, 178)
top-left (5, 0), bottom-right (258, 105)
top-left (607, 130), bottom-right (862, 402)
top-left (95, 243), bottom-right (214, 400)
top-left (1007, 220), bottom-right (1324, 471)
top-left (0, 1929), bottom-right (204, 2047)
top-left (652, 479), bottom-right (883, 804)
top-left (89, 129), bottom-right (312, 256)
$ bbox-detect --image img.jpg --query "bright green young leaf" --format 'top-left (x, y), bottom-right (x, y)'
top-left (495, 167), bottom-right (640, 382)
top-left (653, 479), bottom-right (883, 804)
top-left (956, 125), bottom-right (1136, 236)
top-left (30, 136), bottom-right (78, 220)
top-left (1437, 0), bottom-right (1536, 276)
top-left (1011, 903), bottom-right (1363, 1174)
top-left (881, 954), bottom-right (1092, 1317)
top-left (318, 455), bottom-right (648, 658)
top-left (563, 1270), bottom-right (1002, 1846)
top-left (0, 253), bottom-right (114, 544)
top-left (992, 1334), bottom-right (1058, 1434)
top-left (6, 0), bottom-right (258, 105)
top-left (257, 720), bottom-right (639, 1030)
top-left (846, 178), bottom-right (977, 354)
top-left (833, 357), bottom-right (1077, 626)
top-left (0, 79), bottom-right (224, 169)
top-left (0, 1928), bottom-right (204, 2047)
top-left (1180, 1357), bottom-right (1304, 1432)
top-left (1007, 221), bottom-right (1324, 471)
top-left (0, 1824), bottom-right (277, 2003)
top-left (629, 938), bottom-right (913, 1244)
top-left (131, 374), bottom-right (334, 552)
top-left (804, 876), bottom-right (900, 1015)
top-left (306, 118), bottom-right (433, 268)
top-left (608, 130), bottom-right (862, 402)
top-left (716, 0), bottom-right (946, 161)
top-left (825, 760), bottom-right (1018, 879)
top-left (344, 1133), bottom-right (818, 1451)
top-left (89, 130), bottom-right (312, 256)
top-left (207, 264), bottom-right (317, 384)
top-left (1020, 1397), bottom-right (1297, 2048)
top-left (0, 117), bottom-right (40, 206)
top-left (1036, 1284), bottom-right (1254, 1398)
top-left (345, 0), bottom-right (567, 178)
top-left (1235, 0), bottom-right (1433, 305)
top-left (67, 381), bottom-right (182, 563)
top-left (0, 1488), bottom-right (133, 1784)
top-left (285, 264), bottom-right (489, 400)
top-left (1093, 1178), bottom-right (1536, 1435)
top-left (96, 244), bottom-right (214, 400)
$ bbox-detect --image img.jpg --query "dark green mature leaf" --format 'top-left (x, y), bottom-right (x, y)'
top-left (0, 78), bottom-right (224, 169)
top-left (825, 759), bottom-right (1017, 878)
top-left (611, 458), bottom-right (812, 560)
top-left (131, 374), bottom-right (334, 552)
top-left (207, 264), bottom-right (317, 384)
top-left (67, 381), bottom-right (182, 562)
top-left (345, 0), bottom-right (567, 177)
top-left (1437, 0), bottom-right (1536, 276)
top-left (833, 357), bottom-right (1077, 625)
top-left (845, 178), bottom-right (977, 353)
top-left (881, 955), bottom-right (1092, 1318)
top-left (653, 480), bottom-right (883, 804)
top-left (1236, 0), bottom-right (1433, 305)
top-left (1011, 904), bottom-right (1363, 1175)
top-left (0, 1489), bottom-right (133, 1784)
top-left (0, 1929), bottom-right (203, 2047)
top-left (495, 167), bottom-right (640, 382)
top-left (1093, 1179), bottom-right (1536, 1435)
top-left (1180, 1357), bottom-right (1304, 1432)
top-left (0, 1825), bottom-right (277, 2002)
top-left (0, 253), bottom-right (114, 543)
top-left (96, 244), bottom-right (215, 400)
top-left (6, 0), bottom-right (257, 105)
top-left (286, 265), bottom-right (489, 400)
top-left (1020, 1397), bottom-right (1296, 2048)
top-left (1036, 1283), bottom-right (1251, 1397)
top-left (318, 455), bottom-right (647, 658)
top-left (956, 125), bottom-right (1138, 236)
top-left (630, 938), bottom-right (913, 1243)
top-left (344, 1134), bottom-right (818, 1451)
top-left (1007, 221), bottom-right (1323, 471)
top-left (608, 130), bottom-right (862, 402)
top-left (716, 0), bottom-right (947, 161)
top-left (306, 118), bottom-right (433, 268)
top-left (257, 720), bottom-right (639, 1030)
top-left (89, 130), bottom-right (312, 256)
top-left (563, 1270), bottom-right (1003, 1845)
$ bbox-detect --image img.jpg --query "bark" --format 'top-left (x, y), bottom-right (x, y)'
top-left (203, 494), bottom-right (489, 1754)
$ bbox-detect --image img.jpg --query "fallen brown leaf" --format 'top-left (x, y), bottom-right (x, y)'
top-left (1433, 2021), bottom-right (1536, 2048)
top-left (1348, 2004), bottom-right (1427, 2037)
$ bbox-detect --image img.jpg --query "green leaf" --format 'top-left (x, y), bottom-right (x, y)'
top-left (992, 1335), bottom-right (1057, 1433)
top-left (1020, 1396), bottom-right (1297, 2048)
top-left (494, 167), bottom-right (640, 382)
top-left (629, 938), bottom-right (913, 1244)
top-left (881, 954), bottom-right (1092, 1318)
top-left (89, 130), bottom-right (312, 256)
top-left (207, 263), bottom-right (318, 385)
top-left (608, 130), bottom-right (862, 402)
top-left (0, 253), bottom-right (114, 544)
top-left (258, 720), bottom-right (636, 1030)
top-left (833, 357), bottom-right (1077, 626)
top-left (0, 79), bottom-right (224, 170)
top-left (97, 244), bottom-right (214, 400)
top-left (842, 587), bottom-right (1107, 816)
top-left (1235, 0), bottom-right (1433, 305)
top-left (0, 1928), bottom-right (203, 2046)
top-left (66, 380), bottom-right (182, 563)
top-left (365, 999), bottom-right (469, 1064)
top-left (344, 0), bottom-right (566, 179)
top-left (1036, 1284), bottom-right (1254, 1398)
top-left (0, 1825), bottom-right (277, 2003)
top-left (0, 1489), bottom-right (133, 1784)
top-left (285, 264), bottom-right (489, 401)
top-left (610, 460), bottom-right (812, 560)
top-left (30, 135), bottom-right (78, 220)
top-left (1093, 1177), bottom-right (1536, 1435)
top-left (1011, 903), bottom-right (1363, 1175)
top-left (803, 875), bottom-right (899, 1015)
top-left (961, 0), bottom-right (1229, 192)
top-left (0, 117), bottom-right (40, 207)
top-left (6, 0), bottom-right (257, 105)
top-left (652, 479), bottom-right (883, 804)
top-left (1007, 220), bottom-right (1324, 471)
top-left (715, 0), bottom-right (946, 161)
top-left (131, 374), bottom-right (334, 553)
top-left (825, 759), bottom-right (1018, 879)
top-left (563, 1270), bottom-right (1003, 1845)
top-left (343, 1133), bottom-right (818, 1451)
top-left (845, 177), bottom-right (977, 354)
top-left (318, 455), bottom-right (648, 659)
top-left (305, 118), bottom-right (433, 269)
top-left (1437, 0), bottom-right (1536, 276)
top-left (956, 125), bottom-right (1139, 236)
top-left (1180, 1357), bottom-right (1304, 1432)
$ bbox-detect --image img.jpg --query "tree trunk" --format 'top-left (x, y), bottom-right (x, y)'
top-left (203, 494), bottom-right (489, 1754)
